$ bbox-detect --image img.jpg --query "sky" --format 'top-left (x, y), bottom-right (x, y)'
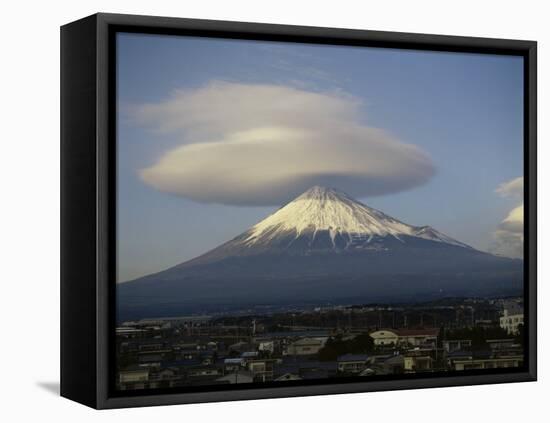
top-left (116, 32), bottom-right (524, 282)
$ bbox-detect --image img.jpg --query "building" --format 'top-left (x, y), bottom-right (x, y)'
top-left (228, 341), bottom-right (254, 353)
top-left (223, 358), bottom-right (245, 373)
top-left (186, 366), bottom-right (222, 379)
top-left (382, 354), bottom-right (405, 374)
top-left (369, 330), bottom-right (399, 346)
top-left (241, 351), bottom-right (259, 359)
top-left (443, 339), bottom-right (472, 353)
top-left (258, 340), bottom-right (275, 354)
top-left (396, 329), bottom-right (439, 347)
top-left (446, 350), bottom-right (473, 369)
top-left (487, 339), bottom-right (516, 350)
top-left (360, 354), bottom-right (405, 376)
top-left (116, 327), bottom-right (146, 338)
top-left (337, 354), bottom-right (370, 374)
top-left (404, 350), bottom-right (434, 372)
top-left (370, 328), bottom-right (439, 347)
top-left (451, 355), bottom-right (523, 371)
top-left (275, 373), bottom-right (302, 381)
top-left (475, 319), bottom-right (496, 329)
top-left (150, 368), bottom-right (182, 389)
top-left (246, 358), bottom-right (275, 381)
top-left (206, 341), bottom-right (218, 351)
top-left (118, 368), bottom-right (150, 390)
top-left (119, 368), bottom-right (149, 384)
top-left (274, 358), bottom-right (337, 380)
top-left (179, 349), bottom-right (201, 360)
top-left (500, 309), bottom-right (524, 335)
top-left (137, 348), bottom-right (172, 364)
top-left (487, 339), bottom-right (523, 358)
top-left (216, 371), bottom-right (254, 384)
top-left (285, 337), bottom-right (326, 356)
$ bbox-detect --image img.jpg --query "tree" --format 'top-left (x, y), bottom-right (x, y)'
top-left (349, 333), bottom-right (375, 353)
top-left (514, 324), bottom-right (525, 347)
top-left (318, 333), bottom-right (374, 361)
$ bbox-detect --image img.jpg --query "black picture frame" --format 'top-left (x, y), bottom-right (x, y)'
top-left (60, 12), bottom-right (537, 409)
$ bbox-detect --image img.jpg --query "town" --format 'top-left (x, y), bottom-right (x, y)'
top-left (115, 297), bottom-right (524, 391)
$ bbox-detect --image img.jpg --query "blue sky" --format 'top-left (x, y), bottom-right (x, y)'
top-left (117, 32), bottom-right (524, 282)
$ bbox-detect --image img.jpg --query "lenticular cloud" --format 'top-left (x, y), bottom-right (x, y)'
top-left (133, 81), bottom-right (436, 206)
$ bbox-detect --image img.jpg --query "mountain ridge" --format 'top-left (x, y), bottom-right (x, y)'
top-left (243, 185), bottom-right (471, 249)
top-left (118, 186), bottom-right (523, 320)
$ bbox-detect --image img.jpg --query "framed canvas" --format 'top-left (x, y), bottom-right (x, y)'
top-left (60, 13), bottom-right (537, 409)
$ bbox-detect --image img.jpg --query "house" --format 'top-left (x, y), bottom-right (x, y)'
top-left (258, 340), bottom-right (275, 354)
top-left (119, 368), bottom-right (149, 384)
top-left (246, 359), bottom-right (275, 381)
top-left (241, 351), bottom-right (259, 359)
top-left (216, 370), bottom-right (254, 384)
top-left (359, 367), bottom-right (378, 376)
top-left (300, 360), bottom-right (338, 379)
top-left (487, 339), bottom-right (516, 350)
top-left (223, 358), bottom-right (245, 373)
top-left (358, 354), bottom-right (404, 377)
top-left (500, 308), bottom-right (524, 335)
top-left (116, 327), bottom-right (146, 338)
top-left (175, 342), bottom-right (200, 351)
top-left (186, 366), bottom-right (222, 378)
top-left (369, 330), bottom-right (399, 346)
top-left (301, 369), bottom-right (331, 380)
top-left (475, 319), bottom-right (496, 329)
top-left (382, 354), bottom-right (405, 374)
top-left (395, 329), bottom-right (439, 347)
top-left (275, 373), bottom-right (302, 381)
top-left (337, 354), bottom-right (370, 374)
top-left (206, 341), bottom-right (218, 351)
top-left (157, 368), bottom-right (177, 380)
top-left (370, 328), bottom-right (439, 347)
top-left (443, 339), bottom-right (472, 353)
top-left (228, 341), bottom-right (254, 353)
top-left (487, 339), bottom-right (523, 357)
top-left (138, 342), bottom-right (166, 352)
top-left (274, 358), bottom-right (337, 380)
top-left (161, 358), bottom-right (201, 369)
top-left (404, 350), bottom-right (433, 372)
top-left (285, 337), bottom-right (326, 356)
top-left (178, 349), bottom-right (200, 360)
top-left (199, 352), bottom-right (215, 366)
top-left (118, 368), bottom-right (150, 390)
top-left (150, 368), bottom-right (182, 388)
top-left (451, 355), bottom-right (523, 371)
top-left (137, 348), bottom-right (172, 364)
top-left (446, 350), bottom-right (473, 369)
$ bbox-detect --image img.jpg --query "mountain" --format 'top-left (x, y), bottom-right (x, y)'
top-left (118, 186), bottom-right (523, 320)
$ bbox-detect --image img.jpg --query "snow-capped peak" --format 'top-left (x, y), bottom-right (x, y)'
top-left (243, 186), bottom-right (470, 249)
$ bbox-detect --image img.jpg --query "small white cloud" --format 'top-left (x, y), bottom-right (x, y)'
top-left (500, 204), bottom-right (524, 233)
top-left (492, 177), bottom-right (524, 258)
top-left (134, 81), bottom-right (436, 206)
top-left (495, 176), bottom-right (523, 198)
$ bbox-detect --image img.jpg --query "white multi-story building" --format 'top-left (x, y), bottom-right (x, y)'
top-left (369, 329), bottom-right (439, 347)
top-left (500, 309), bottom-right (524, 335)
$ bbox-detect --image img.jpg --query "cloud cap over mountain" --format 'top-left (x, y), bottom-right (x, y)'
top-left (134, 81), bottom-right (436, 206)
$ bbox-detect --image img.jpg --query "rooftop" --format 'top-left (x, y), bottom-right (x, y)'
top-left (396, 328), bottom-right (440, 337)
top-left (337, 354), bottom-right (370, 362)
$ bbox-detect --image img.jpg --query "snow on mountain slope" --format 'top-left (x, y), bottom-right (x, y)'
top-left (243, 186), bottom-right (470, 249)
top-left (119, 186), bottom-right (523, 320)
